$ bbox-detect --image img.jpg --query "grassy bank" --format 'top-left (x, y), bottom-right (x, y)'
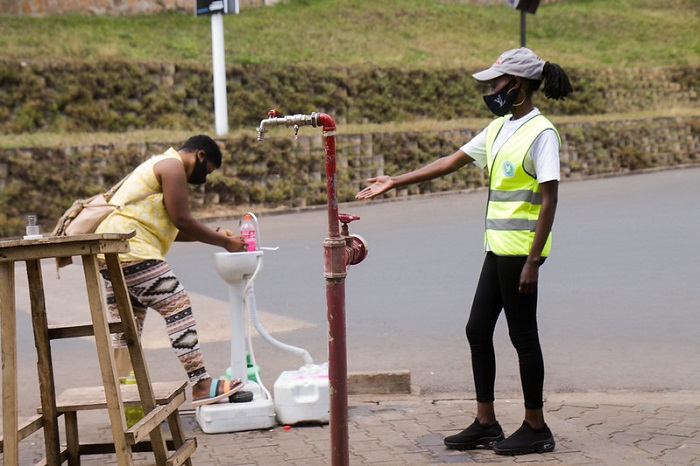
top-left (1, 0), bottom-right (698, 68)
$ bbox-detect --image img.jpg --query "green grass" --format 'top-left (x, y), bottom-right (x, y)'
top-left (0, 0), bottom-right (698, 68)
top-left (1, 0), bottom-right (698, 147)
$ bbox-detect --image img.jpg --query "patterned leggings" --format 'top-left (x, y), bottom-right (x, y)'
top-left (99, 260), bottom-right (210, 385)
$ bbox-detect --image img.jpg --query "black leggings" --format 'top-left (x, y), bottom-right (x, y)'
top-left (465, 252), bottom-right (545, 409)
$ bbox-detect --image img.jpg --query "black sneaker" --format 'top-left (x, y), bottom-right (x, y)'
top-left (493, 421), bottom-right (555, 455)
top-left (444, 418), bottom-right (505, 450)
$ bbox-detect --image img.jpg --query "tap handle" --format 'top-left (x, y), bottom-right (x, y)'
top-left (338, 214), bottom-right (361, 234)
top-left (268, 108), bottom-right (280, 118)
top-left (338, 213), bottom-right (360, 225)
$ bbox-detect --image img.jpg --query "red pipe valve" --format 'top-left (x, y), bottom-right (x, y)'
top-left (338, 213), bottom-right (368, 267)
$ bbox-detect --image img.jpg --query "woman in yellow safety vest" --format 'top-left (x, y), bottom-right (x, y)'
top-left (356, 47), bottom-right (572, 456)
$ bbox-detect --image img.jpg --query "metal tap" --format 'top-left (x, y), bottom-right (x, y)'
top-left (256, 109), bottom-right (320, 141)
top-left (338, 214), bottom-right (368, 267)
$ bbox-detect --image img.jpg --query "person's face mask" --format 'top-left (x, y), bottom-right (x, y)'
top-left (188, 154), bottom-right (209, 185)
top-left (483, 78), bottom-right (519, 116)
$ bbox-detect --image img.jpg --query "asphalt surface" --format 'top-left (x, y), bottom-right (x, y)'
top-left (171, 166), bottom-right (700, 396)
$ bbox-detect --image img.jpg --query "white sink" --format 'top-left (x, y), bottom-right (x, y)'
top-left (213, 250), bottom-right (263, 284)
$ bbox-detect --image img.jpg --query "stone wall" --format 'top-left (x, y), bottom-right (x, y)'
top-left (0, 0), bottom-right (281, 15)
top-left (1, 115), bottom-right (697, 236)
top-left (0, 0), bottom-right (556, 15)
top-left (443, 0), bottom-right (558, 5)
top-left (2, 60), bottom-right (697, 134)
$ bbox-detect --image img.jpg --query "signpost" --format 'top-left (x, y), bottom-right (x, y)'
top-left (506, 0), bottom-right (541, 47)
top-left (196, 0), bottom-right (239, 15)
top-left (196, 0), bottom-right (239, 135)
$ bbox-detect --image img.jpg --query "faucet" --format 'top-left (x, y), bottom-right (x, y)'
top-left (256, 109), bottom-right (320, 141)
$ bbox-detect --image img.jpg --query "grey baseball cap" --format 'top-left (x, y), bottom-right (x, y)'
top-left (472, 47), bottom-right (545, 82)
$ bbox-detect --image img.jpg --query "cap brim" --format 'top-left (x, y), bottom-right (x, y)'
top-left (472, 68), bottom-right (503, 82)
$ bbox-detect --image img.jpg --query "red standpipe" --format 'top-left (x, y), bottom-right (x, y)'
top-left (318, 112), bottom-right (350, 466)
top-left (257, 110), bottom-right (367, 466)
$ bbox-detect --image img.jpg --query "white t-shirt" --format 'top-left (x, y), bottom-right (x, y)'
top-left (460, 108), bottom-right (560, 183)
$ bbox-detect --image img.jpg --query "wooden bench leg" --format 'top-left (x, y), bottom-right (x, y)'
top-left (64, 411), bottom-right (80, 466)
top-left (81, 254), bottom-right (135, 466)
top-left (167, 411), bottom-right (193, 466)
top-left (26, 259), bottom-right (62, 465)
top-left (0, 262), bottom-right (19, 466)
top-left (102, 253), bottom-right (170, 464)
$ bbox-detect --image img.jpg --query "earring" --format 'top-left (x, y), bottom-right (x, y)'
top-left (513, 90), bottom-right (526, 107)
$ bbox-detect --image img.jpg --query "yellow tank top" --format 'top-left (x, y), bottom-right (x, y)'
top-left (96, 148), bottom-right (181, 262)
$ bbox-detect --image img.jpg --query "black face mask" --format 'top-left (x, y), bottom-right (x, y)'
top-left (483, 79), bottom-right (519, 117)
top-left (188, 155), bottom-right (208, 185)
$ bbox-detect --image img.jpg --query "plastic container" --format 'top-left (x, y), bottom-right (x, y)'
top-left (226, 352), bottom-right (261, 383)
top-left (240, 214), bottom-right (257, 251)
top-left (119, 372), bottom-right (144, 428)
top-left (196, 382), bottom-right (276, 433)
top-left (273, 363), bottom-right (329, 425)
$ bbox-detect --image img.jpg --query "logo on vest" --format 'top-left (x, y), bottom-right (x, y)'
top-left (503, 161), bottom-right (515, 178)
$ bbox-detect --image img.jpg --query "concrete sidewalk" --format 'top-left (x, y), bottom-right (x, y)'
top-left (14, 390), bottom-right (700, 465)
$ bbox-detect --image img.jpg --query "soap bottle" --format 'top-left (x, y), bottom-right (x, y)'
top-left (24, 215), bottom-right (42, 240)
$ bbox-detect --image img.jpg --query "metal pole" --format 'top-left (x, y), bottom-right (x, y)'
top-left (318, 114), bottom-right (350, 466)
top-left (211, 12), bottom-right (229, 135)
top-left (520, 9), bottom-right (526, 47)
top-left (327, 277), bottom-right (348, 465)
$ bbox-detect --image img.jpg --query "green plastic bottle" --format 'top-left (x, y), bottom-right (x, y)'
top-left (120, 372), bottom-right (145, 428)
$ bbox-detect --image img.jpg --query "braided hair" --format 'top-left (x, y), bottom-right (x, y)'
top-left (535, 62), bottom-right (573, 100)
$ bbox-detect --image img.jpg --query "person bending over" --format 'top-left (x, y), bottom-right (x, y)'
top-left (96, 134), bottom-right (247, 407)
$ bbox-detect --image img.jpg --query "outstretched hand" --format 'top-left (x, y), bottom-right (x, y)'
top-left (355, 175), bottom-right (394, 200)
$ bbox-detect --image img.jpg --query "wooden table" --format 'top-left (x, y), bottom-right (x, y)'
top-left (0, 233), bottom-right (194, 465)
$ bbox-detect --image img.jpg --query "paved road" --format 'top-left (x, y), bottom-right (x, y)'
top-left (169, 166), bottom-right (700, 396)
top-left (18, 391), bottom-right (700, 465)
top-left (5, 167), bottom-right (700, 423)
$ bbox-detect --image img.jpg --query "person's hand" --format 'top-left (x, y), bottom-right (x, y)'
top-left (519, 260), bottom-right (539, 294)
top-left (356, 176), bottom-right (395, 200)
top-left (217, 228), bottom-right (248, 252)
top-left (225, 235), bottom-right (248, 252)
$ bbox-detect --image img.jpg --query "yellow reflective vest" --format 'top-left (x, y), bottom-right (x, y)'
top-left (484, 114), bottom-right (560, 257)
